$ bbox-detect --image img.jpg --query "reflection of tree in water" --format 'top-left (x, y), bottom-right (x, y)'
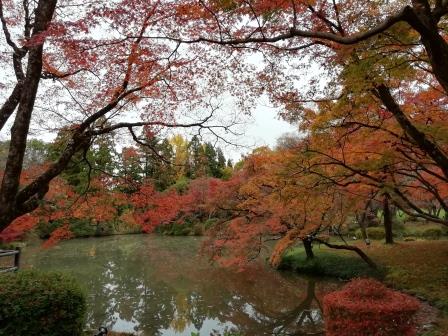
top-left (22, 236), bottom-right (339, 335)
top-left (194, 267), bottom-right (329, 336)
top-left (267, 280), bottom-right (324, 336)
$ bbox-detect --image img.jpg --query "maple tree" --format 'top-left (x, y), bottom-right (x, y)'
top-left (1, 0), bottom-right (447, 262)
top-left (201, 148), bottom-right (377, 269)
top-left (0, 130), bottom-right (235, 244)
top-left (0, 0), bottom-right (249, 233)
top-left (169, 0), bottom-right (448, 226)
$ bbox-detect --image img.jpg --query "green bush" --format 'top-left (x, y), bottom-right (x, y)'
top-left (158, 221), bottom-right (191, 236)
top-left (355, 227), bottom-right (386, 240)
top-left (421, 228), bottom-right (444, 239)
top-left (92, 221), bottom-right (115, 236)
top-left (69, 218), bottom-right (96, 237)
top-left (0, 270), bottom-right (86, 336)
top-left (172, 176), bottom-right (190, 194)
top-left (113, 218), bottom-right (142, 235)
top-left (36, 220), bottom-right (63, 239)
top-left (395, 210), bottom-right (409, 222)
top-left (37, 218), bottom-right (120, 239)
top-left (402, 224), bottom-right (447, 240)
top-left (157, 217), bottom-right (219, 236)
top-left (192, 224), bottom-right (204, 236)
top-left (203, 218), bottom-right (217, 230)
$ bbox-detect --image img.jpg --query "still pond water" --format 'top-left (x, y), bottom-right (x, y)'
top-left (21, 235), bottom-right (341, 336)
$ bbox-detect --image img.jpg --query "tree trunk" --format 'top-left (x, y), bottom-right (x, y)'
top-left (0, 0), bottom-right (58, 232)
top-left (358, 197), bottom-right (375, 244)
top-left (303, 238), bottom-right (314, 259)
top-left (407, 1), bottom-right (448, 94)
top-left (376, 84), bottom-right (448, 180)
top-left (359, 220), bottom-right (368, 241)
top-left (383, 193), bottom-right (394, 244)
top-left (356, 213), bottom-right (367, 240)
top-left (315, 238), bottom-right (378, 269)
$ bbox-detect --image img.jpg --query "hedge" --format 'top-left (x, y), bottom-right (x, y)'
top-left (323, 278), bottom-right (420, 336)
top-left (402, 225), bottom-right (447, 240)
top-left (0, 270), bottom-right (86, 336)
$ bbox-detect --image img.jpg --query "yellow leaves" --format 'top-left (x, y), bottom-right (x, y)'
top-left (169, 134), bottom-right (190, 178)
top-left (170, 293), bottom-right (190, 333)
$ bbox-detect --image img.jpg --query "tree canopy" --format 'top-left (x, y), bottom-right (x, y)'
top-left (1, 1), bottom-right (448, 268)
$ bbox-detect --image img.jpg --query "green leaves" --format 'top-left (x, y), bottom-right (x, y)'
top-left (0, 270), bottom-right (86, 336)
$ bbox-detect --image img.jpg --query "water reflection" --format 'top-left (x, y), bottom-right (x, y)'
top-left (22, 235), bottom-right (340, 335)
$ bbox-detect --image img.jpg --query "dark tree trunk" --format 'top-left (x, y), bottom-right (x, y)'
top-left (315, 238), bottom-right (378, 269)
top-left (373, 3), bottom-right (448, 181)
top-left (358, 197), bottom-right (376, 244)
top-left (0, 0), bottom-right (58, 232)
top-left (376, 84), bottom-right (448, 180)
top-left (383, 193), bottom-right (394, 244)
top-left (0, 81), bottom-right (23, 131)
top-left (407, 1), bottom-right (448, 94)
top-left (303, 238), bottom-right (314, 259)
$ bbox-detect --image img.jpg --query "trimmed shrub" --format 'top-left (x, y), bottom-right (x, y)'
top-left (0, 270), bottom-right (86, 336)
top-left (421, 227), bottom-right (443, 239)
top-left (323, 278), bottom-right (420, 336)
top-left (401, 224), bottom-right (448, 240)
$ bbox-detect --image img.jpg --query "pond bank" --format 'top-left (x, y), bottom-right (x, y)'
top-left (8, 236), bottom-right (447, 335)
top-left (20, 235), bottom-right (340, 336)
top-left (280, 240), bottom-right (448, 335)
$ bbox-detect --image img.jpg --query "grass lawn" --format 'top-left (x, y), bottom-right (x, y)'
top-left (371, 240), bottom-right (448, 336)
top-left (280, 240), bottom-right (448, 335)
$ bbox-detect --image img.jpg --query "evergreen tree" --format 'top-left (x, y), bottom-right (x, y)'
top-left (140, 137), bottom-right (175, 190)
top-left (188, 135), bottom-right (207, 178)
top-left (47, 121), bottom-right (118, 192)
top-left (204, 142), bottom-right (220, 177)
top-left (217, 147), bottom-right (226, 170)
top-left (121, 146), bottom-right (144, 188)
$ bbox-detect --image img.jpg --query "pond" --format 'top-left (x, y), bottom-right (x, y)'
top-left (21, 235), bottom-right (341, 336)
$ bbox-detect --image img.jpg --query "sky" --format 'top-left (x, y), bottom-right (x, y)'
top-left (229, 100), bottom-right (297, 162)
top-left (0, 7), bottom-right (302, 164)
top-left (0, 95), bottom-right (297, 163)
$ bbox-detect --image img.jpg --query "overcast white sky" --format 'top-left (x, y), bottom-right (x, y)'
top-left (229, 101), bottom-right (297, 162)
top-left (0, 97), bottom-right (297, 163)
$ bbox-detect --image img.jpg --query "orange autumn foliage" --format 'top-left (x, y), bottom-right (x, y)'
top-left (42, 223), bottom-right (74, 249)
top-left (201, 148), bottom-right (364, 268)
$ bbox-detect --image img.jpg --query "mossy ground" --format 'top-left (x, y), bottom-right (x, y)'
top-left (280, 240), bottom-right (448, 335)
top-left (279, 248), bottom-right (385, 280)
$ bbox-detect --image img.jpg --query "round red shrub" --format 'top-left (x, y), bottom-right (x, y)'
top-left (323, 278), bottom-right (420, 336)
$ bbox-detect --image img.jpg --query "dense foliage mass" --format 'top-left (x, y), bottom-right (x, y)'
top-left (323, 279), bottom-right (420, 336)
top-left (0, 0), bottom-right (447, 272)
top-left (0, 134), bottom-right (233, 242)
top-left (1, 1), bottom-right (448, 334)
top-left (0, 270), bottom-right (86, 336)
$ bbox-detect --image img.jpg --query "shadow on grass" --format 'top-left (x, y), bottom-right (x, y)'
top-left (279, 248), bottom-right (385, 280)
